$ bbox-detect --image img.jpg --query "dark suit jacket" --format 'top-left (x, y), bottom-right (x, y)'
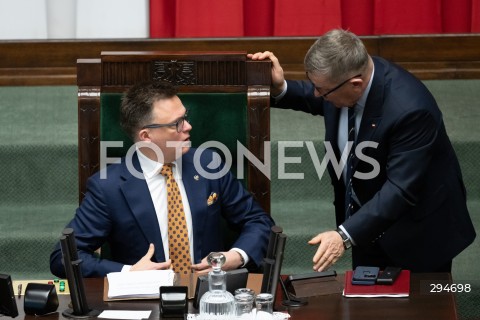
top-left (50, 148), bottom-right (274, 277)
top-left (276, 56), bottom-right (475, 271)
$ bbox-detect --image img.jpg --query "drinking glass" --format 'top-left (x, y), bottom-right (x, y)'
top-left (255, 293), bottom-right (273, 320)
top-left (234, 292), bottom-right (254, 319)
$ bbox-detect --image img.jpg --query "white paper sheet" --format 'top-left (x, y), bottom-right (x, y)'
top-left (98, 310), bottom-right (152, 320)
top-left (107, 269), bottom-right (175, 299)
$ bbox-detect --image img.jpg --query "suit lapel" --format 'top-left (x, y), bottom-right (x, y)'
top-left (353, 58), bottom-right (385, 168)
top-left (119, 153), bottom-right (166, 262)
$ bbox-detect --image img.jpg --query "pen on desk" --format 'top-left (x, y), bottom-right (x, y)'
top-left (18, 283), bottom-right (22, 298)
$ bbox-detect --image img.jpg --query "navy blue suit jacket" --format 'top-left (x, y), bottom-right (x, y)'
top-left (50, 148), bottom-right (274, 277)
top-left (276, 56), bottom-right (475, 271)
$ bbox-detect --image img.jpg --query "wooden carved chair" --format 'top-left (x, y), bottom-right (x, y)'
top-left (77, 52), bottom-right (272, 220)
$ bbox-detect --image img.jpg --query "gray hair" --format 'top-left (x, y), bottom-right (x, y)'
top-left (304, 29), bottom-right (369, 82)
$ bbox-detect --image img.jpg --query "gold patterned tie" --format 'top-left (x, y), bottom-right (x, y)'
top-left (160, 164), bottom-right (192, 274)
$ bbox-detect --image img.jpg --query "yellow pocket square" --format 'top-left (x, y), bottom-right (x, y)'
top-left (207, 192), bottom-right (218, 206)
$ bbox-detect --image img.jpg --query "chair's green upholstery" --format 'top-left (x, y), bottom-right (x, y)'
top-left (100, 92), bottom-right (248, 180)
top-left (100, 93), bottom-right (132, 158)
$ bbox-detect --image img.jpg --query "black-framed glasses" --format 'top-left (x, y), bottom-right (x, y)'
top-left (319, 74), bottom-right (362, 98)
top-left (142, 112), bottom-right (188, 133)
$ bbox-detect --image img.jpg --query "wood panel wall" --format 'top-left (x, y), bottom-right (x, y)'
top-left (1, 34), bottom-right (480, 86)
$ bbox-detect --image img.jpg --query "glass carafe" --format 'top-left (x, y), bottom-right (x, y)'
top-left (199, 252), bottom-right (235, 319)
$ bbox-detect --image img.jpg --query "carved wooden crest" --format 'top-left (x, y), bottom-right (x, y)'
top-left (152, 60), bottom-right (196, 85)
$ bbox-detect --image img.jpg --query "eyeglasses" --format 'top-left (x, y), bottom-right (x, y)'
top-left (318, 74), bottom-right (362, 98)
top-left (142, 112), bottom-right (188, 133)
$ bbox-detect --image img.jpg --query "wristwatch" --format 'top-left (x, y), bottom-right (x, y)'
top-left (336, 228), bottom-right (352, 250)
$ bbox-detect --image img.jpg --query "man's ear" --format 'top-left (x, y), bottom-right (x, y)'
top-left (351, 78), bottom-right (363, 88)
top-left (138, 129), bottom-right (150, 142)
top-left (351, 78), bottom-right (364, 95)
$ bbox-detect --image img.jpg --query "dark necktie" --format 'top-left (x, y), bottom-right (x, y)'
top-left (160, 164), bottom-right (192, 275)
top-left (345, 106), bottom-right (356, 219)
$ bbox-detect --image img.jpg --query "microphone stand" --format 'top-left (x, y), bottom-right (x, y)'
top-left (279, 277), bottom-right (308, 307)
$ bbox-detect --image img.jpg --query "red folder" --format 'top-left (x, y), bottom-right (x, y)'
top-left (343, 270), bottom-right (410, 297)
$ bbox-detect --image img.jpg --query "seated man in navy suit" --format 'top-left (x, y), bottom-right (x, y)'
top-left (50, 81), bottom-right (274, 277)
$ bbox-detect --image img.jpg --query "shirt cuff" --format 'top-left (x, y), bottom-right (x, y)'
top-left (272, 80), bottom-right (288, 101)
top-left (121, 265), bottom-right (132, 272)
top-left (230, 248), bottom-right (249, 267)
top-left (338, 225), bottom-right (356, 246)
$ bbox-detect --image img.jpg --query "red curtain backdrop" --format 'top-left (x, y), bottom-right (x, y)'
top-left (472, 0), bottom-right (480, 32)
top-left (272, 0), bottom-right (342, 36)
top-left (341, 0), bottom-right (374, 35)
top-left (373, 0), bottom-right (442, 34)
top-left (150, 0), bottom-right (480, 37)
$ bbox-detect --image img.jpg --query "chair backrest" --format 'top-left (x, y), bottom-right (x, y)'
top-left (77, 52), bottom-right (271, 213)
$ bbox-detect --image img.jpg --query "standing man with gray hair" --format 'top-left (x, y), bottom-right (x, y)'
top-left (249, 29), bottom-right (475, 273)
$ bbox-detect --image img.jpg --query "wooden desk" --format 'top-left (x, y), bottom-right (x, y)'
top-left (14, 273), bottom-right (457, 320)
